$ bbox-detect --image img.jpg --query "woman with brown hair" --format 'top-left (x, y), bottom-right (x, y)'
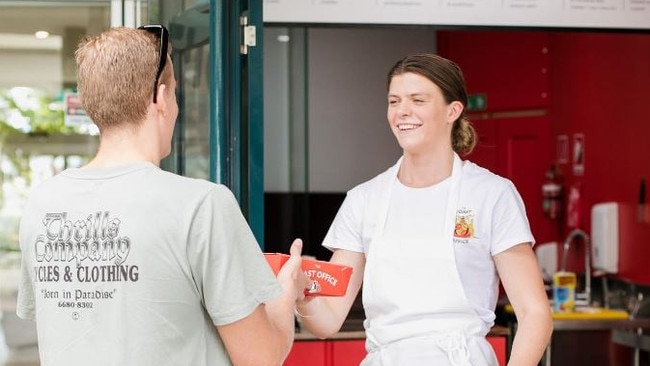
top-left (297, 54), bottom-right (552, 365)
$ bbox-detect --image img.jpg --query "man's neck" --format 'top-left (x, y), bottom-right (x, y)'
top-left (87, 125), bottom-right (161, 168)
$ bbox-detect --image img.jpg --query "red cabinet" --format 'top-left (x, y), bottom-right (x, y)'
top-left (284, 340), bottom-right (328, 366)
top-left (330, 340), bottom-right (366, 366)
top-left (285, 337), bottom-right (507, 366)
top-left (284, 340), bottom-right (365, 366)
top-left (487, 336), bottom-right (507, 366)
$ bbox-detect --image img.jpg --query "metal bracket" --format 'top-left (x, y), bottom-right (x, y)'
top-left (240, 15), bottom-right (256, 54)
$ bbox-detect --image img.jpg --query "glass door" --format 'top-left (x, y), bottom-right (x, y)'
top-left (0, 2), bottom-right (114, 364)
top-left (166, 2), bottom-right (211, 179)
top-left (164, 0), bottom-right (265, 244)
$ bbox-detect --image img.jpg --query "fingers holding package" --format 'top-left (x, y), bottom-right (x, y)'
top-left (276, 239), bottom-right (312, 301)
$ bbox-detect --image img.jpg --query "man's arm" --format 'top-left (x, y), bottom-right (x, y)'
top-left (217, 239), bottom-right (310, 366)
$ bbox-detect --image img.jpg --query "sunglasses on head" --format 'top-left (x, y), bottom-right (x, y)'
top-left (138, 24), bottom-right (169, 104)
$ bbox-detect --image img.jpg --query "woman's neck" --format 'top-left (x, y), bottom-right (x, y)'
top-left (398, 150), bottom-right (455, 188)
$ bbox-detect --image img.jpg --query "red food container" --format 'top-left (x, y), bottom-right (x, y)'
top-left (264, 253), bottom-right (290, 275)
top-left (263, 253), bottom-right (353, 297)
top-left (301, 258), bottom-right (353, 297)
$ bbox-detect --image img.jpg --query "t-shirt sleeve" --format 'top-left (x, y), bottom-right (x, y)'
top-left (16, 252), bottom-right (36, 321)
top-left (16, 211), bottom-right (35, 321)
top-left (187, 185), bottom-right (282, 326)
top-left (490, 180), bottom-right (535, 255)
top-left (322, 189), bottom-right (365, 253)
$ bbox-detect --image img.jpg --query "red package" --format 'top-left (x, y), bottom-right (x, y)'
top-left (264, 253), bottom-right (290, 275)
top-left (263, 253), bottom-right (353, 297)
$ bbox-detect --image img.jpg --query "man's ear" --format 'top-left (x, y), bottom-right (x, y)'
top-left (155, 84), bottom-right (168, 116)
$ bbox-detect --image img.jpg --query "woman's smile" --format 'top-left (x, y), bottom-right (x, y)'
top-left (397, 123), bottom-right (422, 131)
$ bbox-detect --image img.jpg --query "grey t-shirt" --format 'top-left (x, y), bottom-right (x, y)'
top-left (17, 162), bottom-right (282, 366)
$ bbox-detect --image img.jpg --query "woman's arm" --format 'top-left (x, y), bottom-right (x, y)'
top-left (296, 248), bottom-right (366, 338)
top-left (494, 243), bottom-right (553, 366)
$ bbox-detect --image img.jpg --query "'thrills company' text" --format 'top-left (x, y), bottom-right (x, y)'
top-left (32, 211), bottom-right (139, 283)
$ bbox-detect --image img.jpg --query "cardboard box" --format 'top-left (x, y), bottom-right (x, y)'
top-left (263, 253), bottom-right (353, 297)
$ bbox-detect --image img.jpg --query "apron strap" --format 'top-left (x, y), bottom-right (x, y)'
top-left (436, 332), bottom-right (472, 366)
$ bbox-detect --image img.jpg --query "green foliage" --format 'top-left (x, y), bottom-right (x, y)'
top-left (0, 88), bottom-right (77, 135)
top-left (0, 88), bottom-right (88, 256)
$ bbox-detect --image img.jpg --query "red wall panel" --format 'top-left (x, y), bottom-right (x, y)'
top-left (438, 30), bottom-right (556, 244)
top-left (487, 336), bottom-right (507, 366)
top-left (439, 29), bottom-right (650, 285)
top-left (437, 30), bottom-right (550, 112)
top-left (548, 32), bottom-right (650, 284)
top-left (618, 204), bottom-right (650, 284)
top-left (496, 116), bottom-right (555, 244)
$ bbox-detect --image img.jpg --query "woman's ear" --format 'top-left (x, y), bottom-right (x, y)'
top-left (447, 100), bottom-right (464, 124)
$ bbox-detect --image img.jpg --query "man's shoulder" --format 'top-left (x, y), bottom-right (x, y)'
top-left (157, 172), bottom-right (236, 201)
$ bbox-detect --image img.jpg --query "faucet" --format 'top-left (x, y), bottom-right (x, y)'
top-left (560, 228), bottom-right (591, 306)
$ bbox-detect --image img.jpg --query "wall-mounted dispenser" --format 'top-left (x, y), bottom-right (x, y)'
top-left (591, 202), bottom-right (619, 274)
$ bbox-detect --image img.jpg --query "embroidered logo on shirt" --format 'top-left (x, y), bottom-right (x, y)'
top-left (453, 207), bottom-right (475, 244)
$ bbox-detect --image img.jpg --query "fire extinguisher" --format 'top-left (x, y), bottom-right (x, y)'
top-left (542, 165), bottom-right (563, 220)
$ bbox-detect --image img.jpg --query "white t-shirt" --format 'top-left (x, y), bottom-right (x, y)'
top-left (383, 178), bottom-right (451, 243)
top-left (17, 162), bottom-right (282, 366)
top-left (323, 158), bottom-right (534, 329)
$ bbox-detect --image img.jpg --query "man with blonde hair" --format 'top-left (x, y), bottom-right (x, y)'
top-left (17, 25), bottom-right (309, 366)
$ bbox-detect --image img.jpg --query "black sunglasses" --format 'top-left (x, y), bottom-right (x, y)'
top-left (138, 24), bottom-right (169, 104)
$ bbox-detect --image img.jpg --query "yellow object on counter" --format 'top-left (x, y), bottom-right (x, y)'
top-left (552, 271), bottom-right (576, 313)
top-left (551, 307), bottom-right (629, 320)
top-left (503, 304), bottom-right (629, 320)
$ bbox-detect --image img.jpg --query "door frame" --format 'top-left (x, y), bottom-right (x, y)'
top-left (159, 0), bottom-right (265, 246)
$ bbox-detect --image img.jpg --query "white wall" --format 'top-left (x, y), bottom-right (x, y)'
top-left (0, 50), bottom-right (62, 94)
top-left (307, 27), bottom-right (437, 192)
top-left (263, 28), bottom-right (292, 192)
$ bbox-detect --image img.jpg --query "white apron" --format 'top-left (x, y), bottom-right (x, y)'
top-left (361, 154), bottom-right (498, 366)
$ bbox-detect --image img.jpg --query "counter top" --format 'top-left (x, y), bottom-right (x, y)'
top-left (294, 322), bottom-right (510, 341)
top-left (295, 329), bottom-right (366, 341)
top-left (553, 318), bottom-right (650, 331)
top-left (503, 304), bottom-right (650, 331)
top-left (551, 307), bottom-right (629, 321)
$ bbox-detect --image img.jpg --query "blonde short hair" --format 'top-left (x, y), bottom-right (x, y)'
top-left (75, 27), bottom-right (172, 131)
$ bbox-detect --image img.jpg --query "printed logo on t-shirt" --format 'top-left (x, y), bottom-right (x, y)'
top-left (453, 207), bottom-right (476, 244)
top-left (30, 211), bottom-right (139, 318)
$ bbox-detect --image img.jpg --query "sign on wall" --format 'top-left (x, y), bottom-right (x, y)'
top-left (64, 92), bottom-right (93, 128)
top-left (264, 0), bottom-right (650, 30)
